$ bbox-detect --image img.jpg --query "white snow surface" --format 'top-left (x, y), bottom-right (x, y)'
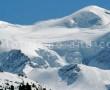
top-left (0, 72), bottom-right (40, 90)
top-left (27, 64), bottom-right (110, 90)
top-left (0, 5), bottom-right (110, 90)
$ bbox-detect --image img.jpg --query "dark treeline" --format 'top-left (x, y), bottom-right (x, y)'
top-left (0, 82), bottom-right (51, 90)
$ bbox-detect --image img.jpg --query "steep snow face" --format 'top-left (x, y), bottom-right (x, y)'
top-left (70, 5), bottom-right (110, 28)
top-left (29, 48), bottom-right (66, 68)
top-left (88, 48), bottom-right (110, 69)
top-left (73, 11), bottom-right (102, 28)
top-left (81, 32), bottom-right (110, 69)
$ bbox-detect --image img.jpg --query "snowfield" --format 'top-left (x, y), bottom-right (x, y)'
top-left (27, 64), bottom-right (110, 90)
top-left (0, 5), bottom-right (110, 90)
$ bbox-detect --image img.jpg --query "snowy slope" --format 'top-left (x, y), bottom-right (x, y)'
top-left (0, 5), bottom-right (110, 90)
top-left (32, 5), bottom-right (110, 29)
top-left (27, 64), bottom-right (110, 90)
top-left (0, 72), bottom-right (43, 90)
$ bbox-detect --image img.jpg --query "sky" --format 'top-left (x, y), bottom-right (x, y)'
top-left (0, 0), bottom-right (110, 25)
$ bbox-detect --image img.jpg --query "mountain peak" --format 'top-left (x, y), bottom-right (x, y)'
top-left (33, 5), bottom-right (110, 29)
top-left (83, 5), bottom-right (106, 11)
top-left (66, 5), bottom-right (110, 28)
top-left (0, 5), bottom-right (109, 29)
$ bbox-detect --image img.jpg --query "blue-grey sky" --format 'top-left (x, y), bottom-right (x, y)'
top-left (0, 0), bottom-right (110, 25)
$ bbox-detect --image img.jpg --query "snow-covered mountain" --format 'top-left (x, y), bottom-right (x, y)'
top-left (33, 5), bottom-right (110, 29)
top-left (0, 5), bottom-right (110, 90)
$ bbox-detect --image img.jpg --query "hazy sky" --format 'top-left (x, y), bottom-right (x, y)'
top-left (0, 0), bottom-right (110, 24)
